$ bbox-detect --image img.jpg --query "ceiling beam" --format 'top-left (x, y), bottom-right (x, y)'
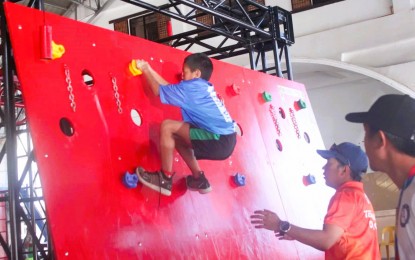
top-left (87, 0), bottom-right (115, 23)
top-left (67, 0), bottom-right (98, 11)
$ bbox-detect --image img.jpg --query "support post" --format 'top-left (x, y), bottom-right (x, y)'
top-left (1, 1), bottom-right (20, 259)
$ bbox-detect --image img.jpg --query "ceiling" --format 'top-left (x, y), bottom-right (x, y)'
top-left (293, 62), bottom-right (370, 90)
top-left (16, 0), bottom-right (107, 16)
top-left (17, 0), bottom-right (72, 15)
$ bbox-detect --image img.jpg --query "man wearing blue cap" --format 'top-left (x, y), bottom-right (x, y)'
top-left (251, 142), bottom-right (380, 259)
top-left (346, 94), bottom-right (415, 259)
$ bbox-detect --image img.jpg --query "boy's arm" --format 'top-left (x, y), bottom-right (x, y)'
top-left (136, 60), bottom-right (170, 96)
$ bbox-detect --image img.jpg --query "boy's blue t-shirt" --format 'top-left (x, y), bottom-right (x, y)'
top-left (159, 78), bottom-right (235, 135)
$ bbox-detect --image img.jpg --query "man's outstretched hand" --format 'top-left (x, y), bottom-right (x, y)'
top-left (250, 209), bottom-right (280, 232)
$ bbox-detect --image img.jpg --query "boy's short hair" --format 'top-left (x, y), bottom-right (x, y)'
top-left (184, 53), bottom-right (213, 81)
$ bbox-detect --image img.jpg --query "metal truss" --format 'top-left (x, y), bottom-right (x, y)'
top-left (68, 0), bottom-right (102, 11)
top-left (1, 1), bottom-right (52, 259)
top-left (121, 0), bottom-right (295, 79)
top-left (63, 0), bottom-right (115, 22)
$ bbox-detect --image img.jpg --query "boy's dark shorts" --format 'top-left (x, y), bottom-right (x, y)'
top-left (189, 125), bottom-right (236, 160)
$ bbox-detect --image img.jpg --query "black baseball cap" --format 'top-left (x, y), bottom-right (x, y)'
top-left (346, 94), bottom-right (415, 141)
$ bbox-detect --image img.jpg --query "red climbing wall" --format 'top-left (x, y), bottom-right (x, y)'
top-left (5, 2), bottom-right (334, 259)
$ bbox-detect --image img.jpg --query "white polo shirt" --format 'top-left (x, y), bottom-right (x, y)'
top-left (396, 169), bottom-right (415, 260)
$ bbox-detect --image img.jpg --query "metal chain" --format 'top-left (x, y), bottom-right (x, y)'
top-left (111, 75), bottom-right (122, 114)
top-left (269, 104), bottom-right (281, 136)
top-left (289, 108), bottom-right (300, 139)
top-left (64, 64), bottom-right (76, 112)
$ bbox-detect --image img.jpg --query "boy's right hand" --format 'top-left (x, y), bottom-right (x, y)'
top-left (135, 59), bottom-right (149, 72)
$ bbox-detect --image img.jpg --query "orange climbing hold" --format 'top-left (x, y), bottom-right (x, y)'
top-left (129, 60), bottom-right (142, 76)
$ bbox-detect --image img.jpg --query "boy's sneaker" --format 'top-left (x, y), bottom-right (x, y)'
top-left (136, 167), bottom-right (173, 196)
top-left (185, 172), bottom-right (212, 194)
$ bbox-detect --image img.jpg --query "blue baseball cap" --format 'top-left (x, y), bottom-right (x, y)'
top-left (317, 142), bottom-right (368, 175)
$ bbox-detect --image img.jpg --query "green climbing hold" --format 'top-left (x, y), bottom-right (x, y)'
top-left (297, 99), bottom-right (306, 109)
top-left (262, 91), bottom-right (272, 102)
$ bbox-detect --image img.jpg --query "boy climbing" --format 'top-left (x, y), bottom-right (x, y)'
top-left (135, 53), bottom-right (236, 196)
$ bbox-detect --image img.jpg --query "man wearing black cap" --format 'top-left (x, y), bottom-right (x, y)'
top-left (346, 94), bottom-right (415, 259)
top-left (251, 142), bottom-right (380, 259)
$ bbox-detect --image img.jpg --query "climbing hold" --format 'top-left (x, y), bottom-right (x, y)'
top-left (123, 171), bottom-right (139, 188)
top-left (129, 60), bottom-right (142, 76)
top-left (232, 84), bottom-right (241, 95)
top-left (52, 41), bottom-right (65, 60)
top-left (262, 91), bottom-right (272, 102)
top-left (233, 173), bottom-right (246, 186)
top-left (227, 84), bottom-right (241, 96)
top-left (303, 174), bottom-right (316, 186)
top-left (297, 99), bottom-right (306, 109)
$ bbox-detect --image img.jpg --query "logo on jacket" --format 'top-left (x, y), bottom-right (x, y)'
top-left (400, 204), bottom-right (410, 227)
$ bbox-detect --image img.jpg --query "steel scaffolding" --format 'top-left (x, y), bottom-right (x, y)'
top-left (121, 0), bottom-right (295, 79)
top-left (1, 1), bottom-right (52, 259)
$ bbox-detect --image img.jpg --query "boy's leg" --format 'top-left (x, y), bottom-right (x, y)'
top-left (161, 120), bottom-right (211, 194)
top-left (160, 120), bottom-right (202, 178)
top-left (135, 119), bottom-right (186, 196)
top-left (136, 119), bottom-right (210, 195)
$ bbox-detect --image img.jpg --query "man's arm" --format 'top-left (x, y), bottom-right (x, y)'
top-left (279, 223), bottom-right (343, 251)
top-left (251, 209), bottom-right (343, 251)
top-left (136, 60), bottom-right (170, 96)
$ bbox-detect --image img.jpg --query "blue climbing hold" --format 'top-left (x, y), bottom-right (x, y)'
top-left (306, 174), bottom-right (316, 185)
top-left (233, 173), bottom-right (246, 186)
top-left (123, 171), bottom-right (139, 188)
